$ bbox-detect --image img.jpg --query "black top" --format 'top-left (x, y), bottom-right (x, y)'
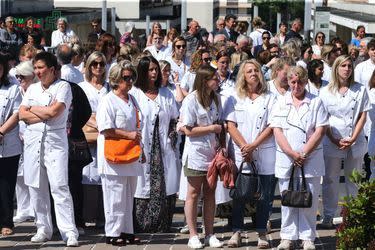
top-left (285, 29), bottom-right (303, 43)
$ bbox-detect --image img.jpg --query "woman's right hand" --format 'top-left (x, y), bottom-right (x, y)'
top-left (129, 131), bottom-right (142, 142)
top-left (291, 151), bottom-right (305, 167)
top-left (210, 124), bottom-right (222, 134)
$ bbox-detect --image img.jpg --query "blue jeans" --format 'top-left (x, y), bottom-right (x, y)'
top-left (232, 174), bottom-right (275, 233)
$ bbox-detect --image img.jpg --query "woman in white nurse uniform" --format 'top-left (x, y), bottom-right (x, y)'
top-left (226, 59), bottom-right (276, 248)
top-left (319, 55), bottom-right (370, 228)
top-left (270, 66), bottom-right (328, 250)
top-left (268, 57), bottom-right (293, 99)
top-left (19, 52), bottom-right (78, 246)
top-left (96, 61), bottom-right (142, 246)
top-left (368, 70), bottom-right (375, 179)
top-left (130, 56), bottom-right (180, 233)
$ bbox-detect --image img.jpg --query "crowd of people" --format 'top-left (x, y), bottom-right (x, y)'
top-left (0, 12), bottom-right (374, 250)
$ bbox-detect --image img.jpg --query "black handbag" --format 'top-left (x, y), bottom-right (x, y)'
top-left (281, 164), bottom-right (312, 208)
top-left (68, 137), bottom-right (93, 168)
top-left (229, 161), bottom-right (261, 201)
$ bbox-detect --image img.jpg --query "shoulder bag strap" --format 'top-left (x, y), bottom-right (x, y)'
top-left (129, 95), bottom-right (140, 129)
top-left (300, 165), bottom-right (307, 192)
top-left (288, 164), bottom-right (296, 191)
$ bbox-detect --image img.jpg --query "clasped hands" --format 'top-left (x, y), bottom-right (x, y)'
top-left (332, 137), bottom-right (354, 150)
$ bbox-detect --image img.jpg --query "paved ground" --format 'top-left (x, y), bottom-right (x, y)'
top-left (0, 199), bottom-right (338, 250)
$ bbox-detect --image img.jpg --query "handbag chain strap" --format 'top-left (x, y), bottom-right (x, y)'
top-left (289, 164), bottom-right (308, 192)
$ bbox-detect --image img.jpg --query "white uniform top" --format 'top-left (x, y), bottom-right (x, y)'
top-left (144, 45), bottom-right (171, 61)
top-left (130, 86), bottom-right (179, 198)
top-left (322, 61), bottom-right (331, 82)
top-left (78, 81), bottom-right (109, 113)
top-left (367, 88), bottom-right (375, 156)
top-left (51, 29), bottom-right (76, 48)
top-left (181, 91), bottom-right (222, 171)
top-left (268, 80), bottom-right (288, 100)
top-left (0, 81), bottom-right (22, 157)
top-left (296, 60), bottom-right (307, 69)
top-left (96, 91), bottom-right (143, 176)
top-left (21, 80), bottom-right (72, 188)
top-left (312, 44), bottom-right (321, 57)
top-left (61, 64), bottom-right (84, 84)
top-left (270, 91), bottom-right (329, 178)
top-left (354, 59), bottom-right (375, 87)
top-left (180, 71), bottom-right (196, 93)
top-left (305, 79), bottom-right (328, 96)
top-left (218, 72), bottom-right (235, 93)
top-left (166, 56), bottom-right (190, 83)
top-left (249, 28), bottom-right (268, 47)
top-left (320, 83), bottom-right (371, 158)
top-left (226, 91), bottom-right (276, 175)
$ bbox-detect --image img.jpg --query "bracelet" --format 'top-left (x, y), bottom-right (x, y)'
top-left (300, 152), bottom-right (307, 158)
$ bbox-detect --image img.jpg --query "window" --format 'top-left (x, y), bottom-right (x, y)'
top-left (226, 8), bottom-right (238, 15)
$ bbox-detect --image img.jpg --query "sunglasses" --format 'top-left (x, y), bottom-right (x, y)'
top-left (203, 57), bottom-right (212, 63)
top-left (16, 75), bottom-right (27, 80)
top-left (175, 44), bottom-right (186, 49)
top-left (91, 61), bottom-right (105, 67)
top-left (262, 37), bottom-right (270, 40)
top-left (122, 75), bottom-right (135, 82)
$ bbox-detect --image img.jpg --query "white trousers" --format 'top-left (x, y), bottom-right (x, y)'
top-left (29, 166), bottom-right (78, 241)
top-left (101, 175), bottom-right (137, 237)
top-left (279, 177), bottom-right (320, 241)
top-left (322, 154), bottom-right (362, 219)
top-left (15, 176), bottom-right (34, 218)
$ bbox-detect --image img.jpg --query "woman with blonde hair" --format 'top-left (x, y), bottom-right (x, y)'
top-left (146, 22), bottom-right (163, 47)
top-left (164, 28), bottom-right (179, 50)
top-left (166, 36), bottom-right (190, 84)
top-left (320, 44), bottom-right (339, 82)
top-left (320, 55), bottom-right (370, 228)
top-left (226, 59), bottom-right (276, 248)
top-left (268, 57), bottom-right (293, 98)
top-left (271, 66), bottom-right (328, 250)
top-left (181, 65), bottom-right (224, 249)
top-left (96, 60), bottom-right (142, 246)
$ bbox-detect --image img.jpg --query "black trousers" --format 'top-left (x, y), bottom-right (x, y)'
top-left (0, 155), bottom-right (20, 228)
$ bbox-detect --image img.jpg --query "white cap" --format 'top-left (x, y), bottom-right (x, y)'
top-left (15, 61), bottom-right (34, 76)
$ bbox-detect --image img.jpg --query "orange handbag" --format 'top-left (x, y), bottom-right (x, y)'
top-left (104, 97), bottom-right (142, 164)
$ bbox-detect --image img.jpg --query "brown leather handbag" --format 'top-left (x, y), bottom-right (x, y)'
top-left (83, 114), bottom-right (98, 144)
top-left (104, 96), bottom-right (142, 164)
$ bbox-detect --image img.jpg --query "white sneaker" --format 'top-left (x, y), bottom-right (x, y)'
top-left (277, 239), bottom-right (293, 250)
top-left (188, 235), bottom-right (204, 249)
top-left (66, 236), bottom-right (79, 247)
top-left (13, 215), bottom-right (34, 223)
top-left (31, 232), bottom-right (49, 243)
top-left (180, 225), bottom-right (189, 234)
top-left (204, 234), bottom-right (224, 248)
top-left (302, 240), bottom-right (316, 250)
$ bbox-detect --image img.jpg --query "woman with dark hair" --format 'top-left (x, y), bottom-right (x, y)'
top-left (0, 55), bottom-right (22, 236)
top-left (95, 33), bottom-right (118, 78)
top-left (306, 59), bottom-right (328, 96)
top-left (367, 70), bottom-right (375, 179)
top-left (130, 56), bottom-right (179, 233)
top-left (216, 50), bottom-right (235, 93)
top-left (296, 43), bottom-right (313, 69)
top-left (253, 31), bottom-right (271, 58)
top-left (312, 32), bottom-right (325, 59)
top-left (350, 25), bottom-right (366, 47)
top-left (181, 64), bottom-right (224, 249)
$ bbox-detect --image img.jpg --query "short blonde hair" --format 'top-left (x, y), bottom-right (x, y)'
top-left (108, 60), bottom-right (137, 90)
top-left (236, 59), bottom-right (267, 99)
top-left (84, 51), bottom-right (107, 82)
top-left (328, 55), bottom-right (354, 93)
top-left (287, 65), bottom-right (308, 83)
top-left (271, 57), bottom-right (294, 80)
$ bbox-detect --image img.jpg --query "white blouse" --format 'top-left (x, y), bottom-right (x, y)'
top-left (78, 81), bottom-right (109, 113)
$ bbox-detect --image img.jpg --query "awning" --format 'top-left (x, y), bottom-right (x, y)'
top-left (330, 8), bottom-right (375, 33)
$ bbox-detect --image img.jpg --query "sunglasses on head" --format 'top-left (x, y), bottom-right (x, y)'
top-left (122, 75), bottom-right (135, 82)
top-left (175, 44), bottom-right (186, 49)
top-left (203, 57), bottom-right (212, 63)
top-left (91, 61), bottom-right (105, 67)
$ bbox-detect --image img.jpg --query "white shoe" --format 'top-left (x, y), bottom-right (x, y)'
top-left (13, 215), bottom-right (34, 223)
top-left (277, 239), bottom-right (293, 250)
top-left (31, 232), bottom-right (49, 243)
top-left (188, 235), bottom-right (204, 249)
top-left (302, 240), bottom-right (316, 250)
top-left (204, 234), bottom-right (224, 248)
top-left (66, 236), bottom-right (79, 247)
top-left (180, 225), bottom-right (189, 234)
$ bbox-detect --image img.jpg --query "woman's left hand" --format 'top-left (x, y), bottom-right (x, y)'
top-left (241, 143), bottom-right (256, 158)
top-left (339, 137), bottom-right (354, 150)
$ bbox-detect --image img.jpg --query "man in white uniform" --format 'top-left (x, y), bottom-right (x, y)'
top-left (57, 43), bottom-right (84, 84)
top-left (19, 52), bottom-right (78, 246)
top-left (144, 33), bottom-right (171, 61)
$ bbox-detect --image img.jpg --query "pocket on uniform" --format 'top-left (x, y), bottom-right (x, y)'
top-left (197, 114), bottom-right (209, 126)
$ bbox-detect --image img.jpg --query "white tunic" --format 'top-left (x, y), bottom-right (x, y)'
top-left (166, 56), bottom-right (190, 83)
top-left (96, 91), bottom-right (143, 176)
top-left (144, 45), bottom-right (171, 61)
top-left (180, 71), bottom-right (196, 93)
top-left (322, 61), bottom-right (331, 82)
top-left (226, 91), bottom-right (276, 175)
top-left (354, 58), bottom-right (375, 87)
top-left (368, 88), bottom-right (375, 156)
top-left (305, 80), bottom-right (328, 96)
top-left (181, 91), bottom-right (222, 171)
top-left (61, 64), bottom-right (84, 84)
top-left (0, 81), bottom-right (22, 157)
top-left (51, 29), bottom-right (76, 48)
top-left (130, 86), bottom-right (180, 198)
top-left (268, 80), bottom-right (288, 100)
top-left (320, 83), bottom-right (371, 158)
top-left (270, 91), bottom-right (329, 178)
top-left (21, 80), bottom-right (72, 188)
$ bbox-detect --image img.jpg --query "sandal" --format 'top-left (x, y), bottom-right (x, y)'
top-left (121, 233), bottom-right (141, 245)
top-left (1, 228), bottom-right (14, 236)
top-left (105, 236), bottom-right (127, 246)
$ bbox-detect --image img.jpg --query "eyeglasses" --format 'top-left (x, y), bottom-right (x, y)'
top-left (175, 44), bottom-right (186, 49)
top-left (262, 37), bottom-right (270, 40)
top-left (122, 75), bottom-right (135, 82)
top-left (91, 61), bottom-right (105, 67)
top-left (203, 57), bottom-right (212, 63)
